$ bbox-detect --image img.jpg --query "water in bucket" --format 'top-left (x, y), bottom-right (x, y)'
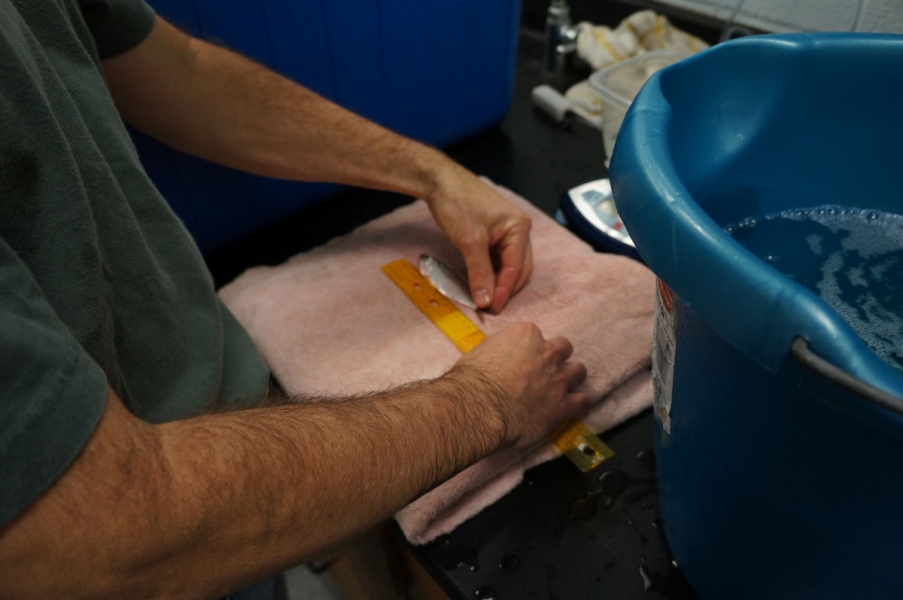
top-left (725, 206), bottom-right (903, 372)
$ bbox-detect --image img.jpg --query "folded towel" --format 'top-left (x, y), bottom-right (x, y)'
top-left (575, 10), bottom-right (710, 72)
top-left (218, 180), bottom-right (656, 544)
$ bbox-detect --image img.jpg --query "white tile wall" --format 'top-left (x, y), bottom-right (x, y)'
top-left (654, 0), bottom-right (903, 33)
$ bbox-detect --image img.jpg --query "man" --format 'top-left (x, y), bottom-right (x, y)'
top-left (0, 1), bottom-right (590, 597)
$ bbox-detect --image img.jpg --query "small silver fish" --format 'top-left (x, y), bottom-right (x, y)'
top-left (418, 254), bottom-right (477, 310)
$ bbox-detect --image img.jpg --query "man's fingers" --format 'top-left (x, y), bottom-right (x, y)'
top-left (552, 391), bottom-right (593, 430)
top-left (461, 239), bottom-right (495, 309)
top-left (568, 391), bottom-right (593, 416)
top-left (489, 266), bottom-right (514, 314)
top-left (513, 241), bottom-right (533, 294)
top-left (489, 222), bottom-right (531, 312)
top-left (562, 361), bottom-right (588, 391)
top-left (492, 233), bottom-right (528, 302)
top-left (546, 336), bottom-right (574, 362)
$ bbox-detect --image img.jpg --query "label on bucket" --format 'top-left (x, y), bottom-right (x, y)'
top-left (652, 279), bottom-right (677, 434)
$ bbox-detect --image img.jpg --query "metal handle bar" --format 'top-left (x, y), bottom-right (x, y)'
top-left (791, 337), bottom-right (903, 418)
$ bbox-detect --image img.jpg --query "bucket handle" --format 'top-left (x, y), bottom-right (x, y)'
top-left (792, 337), bottom-right (903, 417)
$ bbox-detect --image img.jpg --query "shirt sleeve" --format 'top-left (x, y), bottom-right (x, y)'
top-left (0, 237), bottom-right (108, 527)
top-left (78, 0), bottom-right (157, 60)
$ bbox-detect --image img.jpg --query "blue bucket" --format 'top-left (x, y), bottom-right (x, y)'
top-left (610, 34), bottom-right (903, 599)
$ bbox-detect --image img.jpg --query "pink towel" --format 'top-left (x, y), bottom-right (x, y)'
top-left (218, 180), bottom-right (656, 544)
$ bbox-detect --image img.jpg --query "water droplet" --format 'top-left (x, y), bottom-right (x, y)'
top-left (639, 562), bottom-right (655, 592)
top-left (556, 492), bottom-right (598, 537)
top-left (636, 449), bottom-right (656, 472)
top-left (474, 585), bottom-right (497, 599)
top-left (598, 470), bottom-right (629, 498)
top-left (498, 554), bottom-right (520, 571)
top-left (436, 546), bottom-right (480, 572)
top-left (568, 493), bottom-right (598, 520)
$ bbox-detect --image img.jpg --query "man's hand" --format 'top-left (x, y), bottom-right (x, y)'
top-left (448, 323), bottom-right (590, 449)
top-left (425, 165), bottom-right (533, 313)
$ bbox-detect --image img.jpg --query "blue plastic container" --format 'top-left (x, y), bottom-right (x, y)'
top-left (610, 34), bottom-right (903, 599)
top-left (134, 0), bottom-right (521, 253)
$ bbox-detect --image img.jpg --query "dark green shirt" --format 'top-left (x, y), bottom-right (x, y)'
top-left (0, 0), bottom-right (270, 526)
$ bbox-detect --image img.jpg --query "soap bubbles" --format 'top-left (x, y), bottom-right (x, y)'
top-left (725, 205), bottom-right (903, 371)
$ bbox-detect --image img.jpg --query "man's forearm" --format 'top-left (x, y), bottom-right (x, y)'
top-left (1, 323), bottom-right (588, 598)
top-left (0, 373), bottom-right (502, 599)
top-left (104, 17), bottom-right (452, 201)
top-left (104, 16), bottom-right (537, 313)
top-left (155, 372), bottom-right (501, 596)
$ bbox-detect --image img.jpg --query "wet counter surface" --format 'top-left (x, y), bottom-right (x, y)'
top-left (403, 411), bottom-right (699, 600)
top-left (206, 28), bottom-right (708, 600)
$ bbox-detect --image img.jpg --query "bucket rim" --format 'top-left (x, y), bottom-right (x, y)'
top-left (610, 33), bottom-right (903, 411)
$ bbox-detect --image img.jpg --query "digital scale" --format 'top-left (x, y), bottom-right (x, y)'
top-left (555, 178), bottom-right (643, 262)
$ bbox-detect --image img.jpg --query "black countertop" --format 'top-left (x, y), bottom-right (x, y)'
top-left (403, 411), bottom-right (698, 600)
top-left (205, 24), bottom-right (712, 600)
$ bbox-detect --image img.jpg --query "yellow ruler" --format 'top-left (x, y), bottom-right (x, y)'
top-left (382, 258), bottom-right (614, 472)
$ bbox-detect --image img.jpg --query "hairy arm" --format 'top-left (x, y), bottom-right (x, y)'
top-left (0, 324), bottom-right (589, 598)
top-left (102, 17), bottom-right (532, 312)
top-left (103, 18), bottom-right (442, 198)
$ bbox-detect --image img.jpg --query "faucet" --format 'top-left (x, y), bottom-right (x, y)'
top-left (544, 0), bottom-right (579, 73)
